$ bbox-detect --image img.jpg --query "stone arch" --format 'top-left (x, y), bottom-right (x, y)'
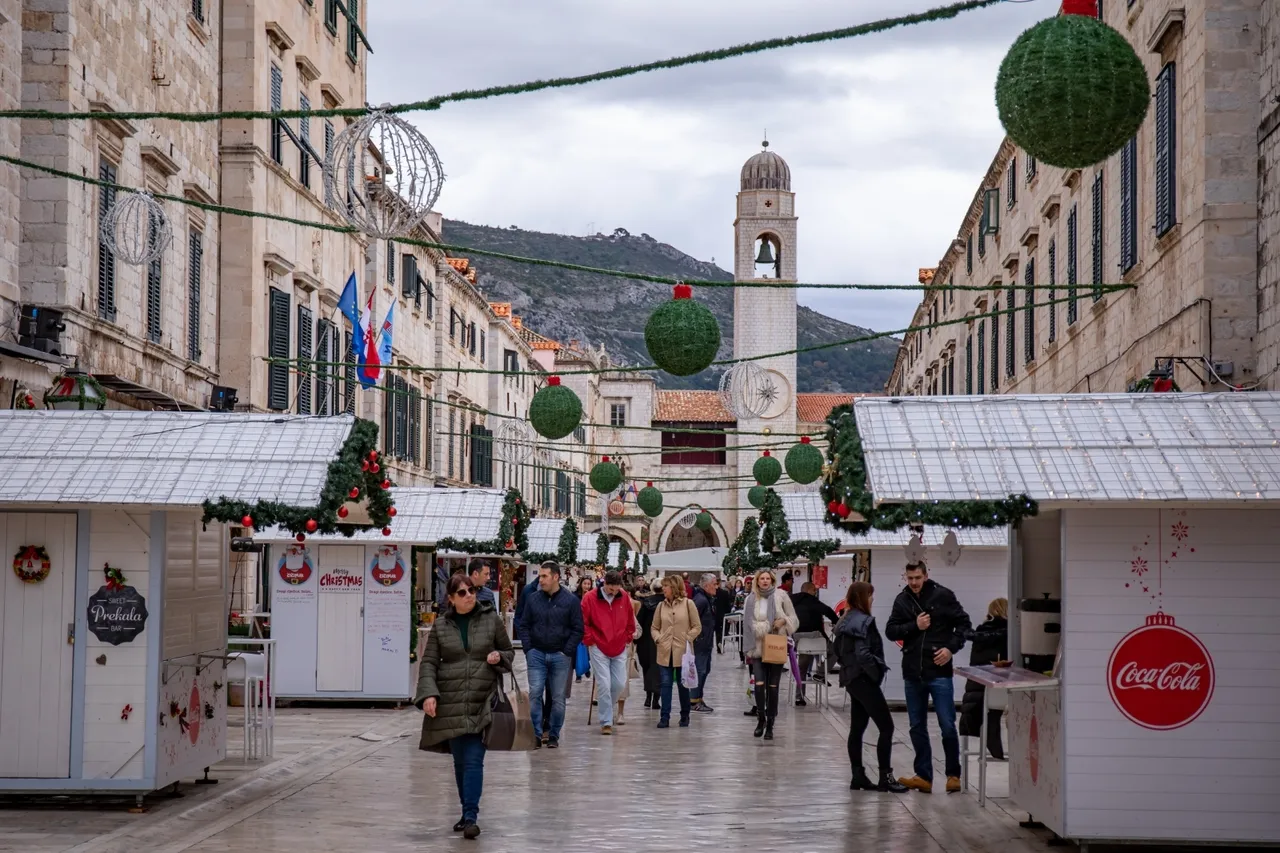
top-left (753, 231), bottom-right (784, 280)
top-left (657, 505), bottom-right (725, 552)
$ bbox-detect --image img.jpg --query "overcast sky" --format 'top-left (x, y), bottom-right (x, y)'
top-left (367, 0), bottom-right (1051, 335)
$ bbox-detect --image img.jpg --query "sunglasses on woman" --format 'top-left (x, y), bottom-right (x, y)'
top-left (454, 587), bottom-right (475, 597)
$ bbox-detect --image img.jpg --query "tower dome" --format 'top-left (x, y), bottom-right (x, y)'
top-left (740, 141), bottom-right (791, 191)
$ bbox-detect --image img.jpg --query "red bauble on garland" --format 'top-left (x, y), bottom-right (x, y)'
top-left (361, 460), bottom-right (370, 472)
top-left (295, 533), bottom-right (306, 543)
top-left (337, 506), bottom-right (349, 519)
top-left (387, 507), bottom-right (397, 517)
top-left (369, 450), bottom-right (378, 462)
top-left (827, 501), bottom-right (839, 515)
top-left (349, 487), bottom-right (360, 499)
top-left (241, 515), bottom-right (254, 528)
top-left (380, 479), bottom-right (391, 490)
top-left (371, 463), bottom-right (380, 474)
top-left (382, 527), bottom-right (392, 537)
top-left (837, 503), bottom-right (851, 519)
top-left (305, 519), bottom-right (318, 533)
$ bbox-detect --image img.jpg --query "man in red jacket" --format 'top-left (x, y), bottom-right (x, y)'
top-left (581, 570), bottom-right (637, 736)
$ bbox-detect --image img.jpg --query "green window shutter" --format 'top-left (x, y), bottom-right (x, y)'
top-left (97, 160), bottom-right (117, 321)
top-left (267, 288), bottom-right (291, 410)
top-left (296, 304), bottom-right (313, 414)
top-left (1154, 62), bottom-right (1176, 237)
top-left (187, 228), bottom-right (203, 362)
top-left (1067, 204), bottom-right (1079, 325)
top-left (146, 212), bottom-right (163, 344)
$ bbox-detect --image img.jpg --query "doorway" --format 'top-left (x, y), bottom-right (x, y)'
top-left (316, 546), bottom-right (364, 692)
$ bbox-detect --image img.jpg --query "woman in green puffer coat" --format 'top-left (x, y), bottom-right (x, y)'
top-left (415, 572), bottom-right (514, 841)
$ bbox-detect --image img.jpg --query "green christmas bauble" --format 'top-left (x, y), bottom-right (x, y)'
top-left (589, 458), bottom-right (622, 494)
top-left (528, 377), bottom-right (583, 440)
top-left (644, 284), bottom-right (721, 376)
top-left (637, 484), bottom-right (664, 517)
top-left (695, 511), bottom-right (713, 532)
top-left (995, 14), bottom-right (1150, 169)
top-left (754, 453), bottom-right (782, 487)
top-left (785, 439), bottom-right (823, 485)
top-left (747, 485), bottom-right (767, 509)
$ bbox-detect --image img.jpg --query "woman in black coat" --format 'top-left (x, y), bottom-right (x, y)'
top-left (959, 598), bottom-right (1009, 760)
top-left (634, 580), bottom-right (662, 708)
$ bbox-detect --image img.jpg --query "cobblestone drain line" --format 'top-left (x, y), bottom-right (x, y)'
top-left (65, 708), bottom-right (420, 853)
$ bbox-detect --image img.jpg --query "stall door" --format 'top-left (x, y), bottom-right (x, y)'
top-left (0, 513), bottom-right (77, 777)
top-left (316, 546), bottom-right (364, 691)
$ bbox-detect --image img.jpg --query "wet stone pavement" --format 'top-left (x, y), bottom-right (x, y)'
top-left (0, 651), bottom-right (1203, 853)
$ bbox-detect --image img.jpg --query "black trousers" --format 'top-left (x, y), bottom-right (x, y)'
top-left (751, 661), bottom-right (784, 719)
top-left (846, 675), bottom-right (895, 775)
top-left (714, 615), bottom-right (725, 648)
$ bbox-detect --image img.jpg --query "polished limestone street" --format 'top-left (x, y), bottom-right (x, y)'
top-left (0, 655), bottom-right (1072, 853)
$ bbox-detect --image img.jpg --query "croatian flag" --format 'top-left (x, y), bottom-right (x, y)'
top-left (337, 272), bottom-right (365, 366)
top-left (358, 290), bottom-right (379, 387)
top-left (376, 302), bottom-right (394, 376)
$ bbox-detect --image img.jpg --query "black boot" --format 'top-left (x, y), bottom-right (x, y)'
top-left (849, 769), bottom-right (876, 791)
top-left (987, 710), bottom-right (1005, 760)
top-left (753, 715), bottom-right (766, 738)
top-left (763, 718), bottom-right (774, 740)
top-left (878, 770), bottom-right (909, 793)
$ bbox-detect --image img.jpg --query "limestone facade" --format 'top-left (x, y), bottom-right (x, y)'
top-left (1258, 0), bottom-right (1280, 383)
top-left (2, 0), bottom-right (222, 410)
top-left (887, 0), bottom-right (1270, 397)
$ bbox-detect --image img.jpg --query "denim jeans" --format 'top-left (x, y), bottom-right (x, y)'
top-left (587, 645), bottom-right (629, 728)
top-left (527, 649), bottom-right (571, 740)
top-left (903, 676), bottom-right (961, 781)
top-left (658, 665), bottom-right (690, 722)
top-left (449, 733), bottom-right (486, 823)
top-left (691, 648), bottom-right (712, 702)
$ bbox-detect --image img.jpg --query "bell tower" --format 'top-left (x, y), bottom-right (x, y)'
top-left (733, 141), bottom-right (798, 524)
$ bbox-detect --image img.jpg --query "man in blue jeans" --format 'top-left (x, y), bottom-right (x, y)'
top-left (885, 561), bottom-right (971, 794)
top-left (515, 561), bottom-right (582, 749)
top-left (689, 574), bottom-right (718, 713)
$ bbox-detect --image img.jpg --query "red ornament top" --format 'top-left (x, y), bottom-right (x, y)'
top-left (547, 376), bottom-right (561, 387)
top-left (646, 481), bottom-right (653, 487)
top-left (1061, 0), bottom-right (1098, 15)
top-left (762, 450), bottom-right (771, 457)
top-left (602, 455), bottom-right (610, 462)
top-left (673, 283), bottom-right (693, 300)
top-left (800, 436), bottom-right (812, 444)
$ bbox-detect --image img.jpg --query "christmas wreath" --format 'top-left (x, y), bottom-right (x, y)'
top-left (819, 404), bottom-right (1037, 533)
top-left (13, 545), bottom-right (51, 584)
top-left (201, 419), bottom-right (396, 537)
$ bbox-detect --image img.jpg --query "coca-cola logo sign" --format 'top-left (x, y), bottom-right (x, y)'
top-left (1107, 612), bottom-right (1214, 730)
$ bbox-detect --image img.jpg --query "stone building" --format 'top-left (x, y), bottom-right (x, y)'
top-left (1, 0), bottom-right (223, 410)
top-left (1258, 1), bottom-right (1280, 382)
top-left (887, 0), bottom-right (1271, 397)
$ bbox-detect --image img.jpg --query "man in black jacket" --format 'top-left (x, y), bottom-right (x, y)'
top-left (885, 561), bottom-right (972, 794)
top-left (713, 582), bottom-right (735, 654)
top-left (790, 582), bottom-right (839, 706)
top-left (690, 575), bottom-right (718, 713)
top-left (515, 562), bottom-right (584, 748)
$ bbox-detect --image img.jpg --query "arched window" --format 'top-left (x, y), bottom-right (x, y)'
top-left (665, 524), bottom-right (719, 552)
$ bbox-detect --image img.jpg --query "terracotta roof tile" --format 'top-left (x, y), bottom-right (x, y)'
top-left (654, 391), bottom-right (734, 423)
top-left (918, 267), bottom-right (937, 284)
top-left (446, 258), bottom-right (470, 273)
top-left (796, 393), bottom-right (877, 424)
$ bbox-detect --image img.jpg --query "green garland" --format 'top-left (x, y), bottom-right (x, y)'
top-left (759, 489), bottom-right (790, 554)
top-left (523, 552), bottom-right (558, 565)
top-left (436, 488), bottom-right (530, 554)
top-left (616, 540), bottom-right (631, 573)
top-left (596, 535), bottom-right (610, 568)
top-left (202, 419), bottom-right (395, 536)
top-left (556, 518), bottom-right (579, 565)
top-left (1130, 376), bottom-right (1182, 393)
top-left (819, 404), bottom-right (1038, 533)
top-left (409, 547), bottom-right (423, 663)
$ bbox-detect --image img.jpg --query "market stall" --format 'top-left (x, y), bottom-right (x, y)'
top-left (523, 518), bottom-right (621, 585)
top-left (847, 392), bottom-right (1280, 848)
top-left (0, 411), bottom-right (385, 798)
top-left (255, 487), bottom-right (513, 701)
top-left (781, 492), bottom-right (1009, 703)
top-left (647, 546), bottom-right (725, 577)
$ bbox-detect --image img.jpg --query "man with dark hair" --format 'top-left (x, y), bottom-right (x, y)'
top-left (581, 569), bottom-right (636, 735)
top-left (790, 581), bottom-right (839, 707)
top-left (516, 561), bottom-right (583, 748)
top-left (713, 577), bottom-right (734, 654)
top-left (886, 561), bottom-right (972, 794)
top-left (690, 574), bottom-right (718, 713)
top-left (468, 561), bottom-right (496, 607)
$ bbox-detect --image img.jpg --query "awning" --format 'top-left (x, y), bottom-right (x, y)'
top-left (93, 374), bottom-right (206, 411)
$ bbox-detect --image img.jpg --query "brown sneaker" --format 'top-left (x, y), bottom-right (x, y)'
top-left (600, 725), bottom-right (613, 736)
top-left (946, 776), bottom-right (961, 793)
top-left (898, 776), bottom-right (933, 793)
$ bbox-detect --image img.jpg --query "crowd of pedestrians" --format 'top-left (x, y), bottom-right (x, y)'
top-left (415, 557), bottom-right (990, 840)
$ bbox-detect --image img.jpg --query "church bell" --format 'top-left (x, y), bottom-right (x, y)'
top-left (754, 239), bottom-right (776, 265)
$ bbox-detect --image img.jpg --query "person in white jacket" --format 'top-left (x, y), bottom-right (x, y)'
top-left (742, 569), bottom-right (799, 740)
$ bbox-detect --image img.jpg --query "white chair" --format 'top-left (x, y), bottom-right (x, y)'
top-left (226, 648), bottom-right (274, 760)
top-left (722, 614), bottom-right (743, 659)
top-left (789, 632), bottom-right (830, 707)
top-left (960, 686), bottom-right (1006, 791)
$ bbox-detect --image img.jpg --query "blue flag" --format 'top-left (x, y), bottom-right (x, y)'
top-left (337, 271), bottom-right (365, 368)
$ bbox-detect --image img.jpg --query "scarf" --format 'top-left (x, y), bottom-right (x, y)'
top-left (752, 586), bottom-right (778, 636)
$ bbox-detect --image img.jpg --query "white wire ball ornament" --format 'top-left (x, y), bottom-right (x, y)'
top-left (676, 508), bottom-right (700, 530)
top-left (717, 361), bottom-right (778, 419)
top-left (99, 191), bottom-right (172, 266)
top-left (496, 420), bottom-right (534, 465)
top-left (324, 108), bottom-right (445, 239)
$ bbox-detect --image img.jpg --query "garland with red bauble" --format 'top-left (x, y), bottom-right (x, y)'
top-left (201, 418), bottom-right (396, 538)
top-left (819, 403), bottom-right (1037, 533)
top-left (435, 488), bottom-right (530, 555)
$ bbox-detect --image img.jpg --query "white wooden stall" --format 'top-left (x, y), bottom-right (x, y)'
top-left (853, 392), bottom-right (1280, 848)
top-left (256, 488), bottom-right (506, 701)
top-left (522, 519), bottom-right (620, 586)
top-left (0, 411), bottom-right (361, 797)
top-left (780, 492), bottom-right (1009, 703)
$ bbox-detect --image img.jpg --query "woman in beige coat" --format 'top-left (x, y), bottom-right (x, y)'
top-left (650, 574), bottom-right (702, 728)
top-left (742, 569), bottom-right (799, 740)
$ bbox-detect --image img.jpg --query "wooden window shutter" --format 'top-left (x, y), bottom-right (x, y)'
top-left (146, 211), bottom-right (163, 344)
top-left (315, 319), bottom-right (333, 415)
top-left (1047, 238), bottom-right (1057, 344)
top-left (1120, 137), bottom-right (1137, 274)
top-left (296, 304), bottom-right (313, 414)
top-left (965, 335), bottom-right (973, 395)
top-left (1154, 62), bottom-right (1176, 237)
top-left (401, 253), bottom-right (416, 301)
top-left (343, 330), bottom-right (356, 414)
top-left (408, 386), bottom-right (420, 464)
top-left (267, 288), bottom-right (291, 410)
top-left (976, 321), bottom-right (986, 395)
top-left (387, 240), bottom-right (395, 284)
top-left (187, 228), bottom-right (203, 362)
top-left (299, 94), bottom-right (311, 188)
top-left (397, 377), bottom-right (409, 459)
top-left (1023, 258), bottom-right (1035, 365)
top-left (1006, 157), bottom-right (1017, 209)
top-left (97, 160), bottom-right (118, 321)
top-left (383, 374), bottom-right (395, 454)
top-left (1091, 170), bottom-right (1105, 296)
top-left (270, 65), bottom-right (284, 165)
top-left (990, 302), bottom-right (1000, 390)
top-left (1067, 203), bottom-right (1079, 324)
top-left (966, 233), bottom-right (973, 275)
top-left (1005, 285), bottom-right (1016, 377)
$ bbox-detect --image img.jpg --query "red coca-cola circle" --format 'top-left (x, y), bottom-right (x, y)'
top-left (188, 682), bottom-right (201, 745)
top-left (1028, 713), bottom-right (1039, 785)
top-left (371, 559), bottom-right (405, 587)
top-left (1107, 613), bottom-right (1214, 730)
top-left (278, 556), bottom-right (312, 586)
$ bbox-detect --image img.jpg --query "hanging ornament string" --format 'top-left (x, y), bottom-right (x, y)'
top-left (0, 0), bottom-right (1005, 124)
top-left (99, 191), bottom-right (172, 267)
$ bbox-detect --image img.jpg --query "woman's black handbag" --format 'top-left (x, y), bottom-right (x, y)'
top-left (482, 675), bottom-right (537, 752)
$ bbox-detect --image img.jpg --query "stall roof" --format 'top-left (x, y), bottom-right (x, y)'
top-left (255, 487), bottom-right (505, 544)
top-left (780, 492), bottom-right (1008, 548)
top-left (524, 519), bottom-right (620, 564)
top-left (0, 411), bottom-right (355, 508)
top-left (648, 547), bottom-right (726, 574)
top-left (855, 393), bottom-right (1280, 504)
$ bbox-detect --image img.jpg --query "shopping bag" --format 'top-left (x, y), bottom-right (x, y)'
top-left (575, 643), bottom-right (591, 678)
top-left (761, 632), bottom-right (789, 665)
top-left (482, 676), bottom-right (537, 752)
top-left (680, 642), bottom-right (699, 688)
